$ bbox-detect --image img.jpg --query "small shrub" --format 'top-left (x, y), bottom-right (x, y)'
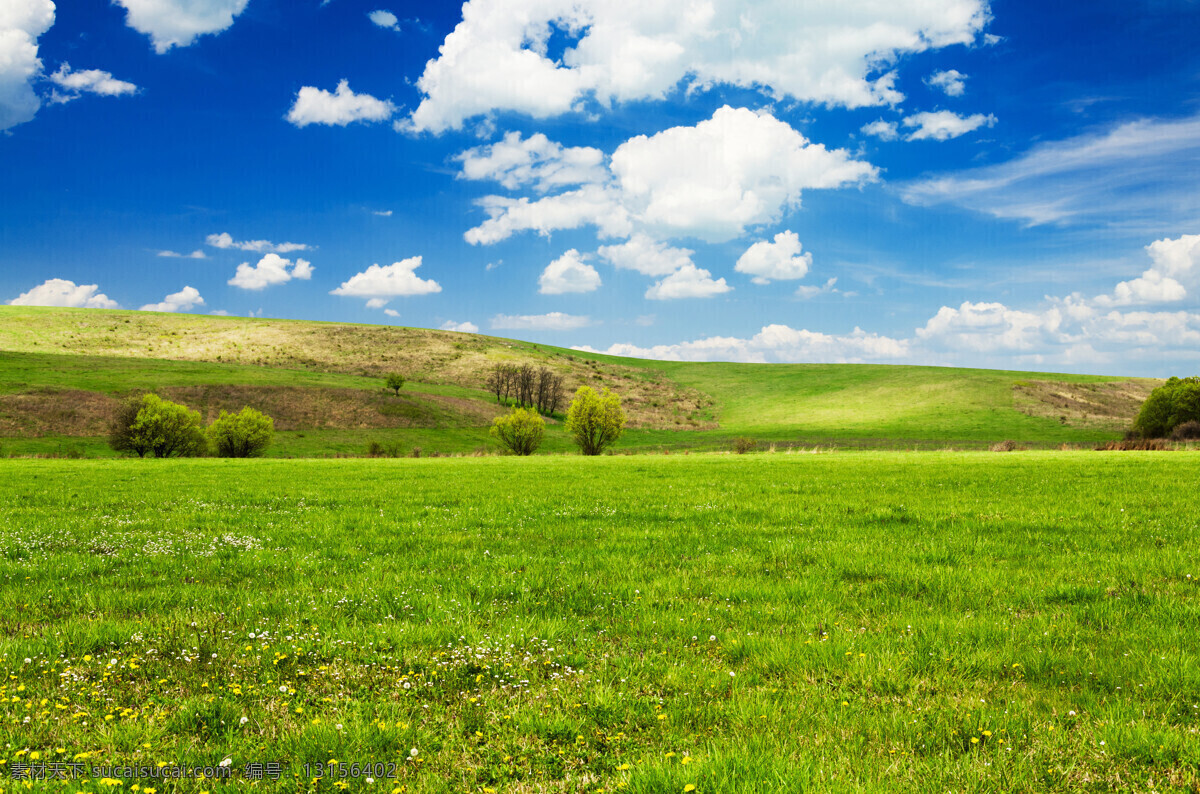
top-left (734, 437), bottom-right (757, 454)
top-left (385, 373), bottom-right (406, 395)
top-left (565, 386), bottom-right (626, 456)
top-left (409, 446), bottom-right (421, 458)
top-left (1170, 420), bottom-right (1200, 440)
top-left (207, 407), bottom-right (274, 458)
top-left (365, 440), bottom-right (403, 458)
top-left (490, 407), bottom-right (545, 456)
top-left (990, 440), bottom-right (1020, 452)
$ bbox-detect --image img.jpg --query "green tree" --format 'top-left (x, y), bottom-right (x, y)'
top-left (111, 394), bottom-right (206, 458)
top-left (108, 394), bottom-right (152, 457)
top-left (565, 386), bottom-right (626, 456)
top-left (207, 407), bottom-right (275, 458)
top-left (385, 373), bottom-right (406, 395)
top-left (1133, 376), bottom-right (1200, 438)
top-left (490, 407), bottom-right (545, 456)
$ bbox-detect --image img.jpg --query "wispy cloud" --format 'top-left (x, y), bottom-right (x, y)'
top-left (901, 113), bottom-right (1200, 231)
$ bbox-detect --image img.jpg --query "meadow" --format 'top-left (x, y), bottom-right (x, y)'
top-left (2, 451), bottom-right (1198, 792)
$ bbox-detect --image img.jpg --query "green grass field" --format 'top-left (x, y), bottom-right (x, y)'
top-left (3, 452), bottom-right (1197, 792)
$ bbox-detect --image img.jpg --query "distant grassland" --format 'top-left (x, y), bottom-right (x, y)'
top-left (2, 452), bottom-right (1198, 791)
top-left (0, 307), bottom-right (1161, 454)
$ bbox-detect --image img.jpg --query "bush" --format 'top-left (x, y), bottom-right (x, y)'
top-left (989, 440), bottom-right (1020, 452)
top-left (109, 394), bottom-right (206, 458)
top-left (207, 407), bottom-right (274, 458)
top-left (565, 386), bottom-right (626, 456)
top-left (490, 407), bottom-right (545, 455)
top-left (385, 373), bottom-right (406, 395)
top-left (1132, 376), bottom-right (1200, 438)
top-left (1170, 420), bottom-right (1200, 440)
top-left (733, 437), bottom-right (757, 454)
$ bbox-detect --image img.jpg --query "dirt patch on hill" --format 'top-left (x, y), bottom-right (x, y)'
top-left (0, 386), bottom-right (508, 437)
top-left (1012, 379), bottom-right (1158, 431)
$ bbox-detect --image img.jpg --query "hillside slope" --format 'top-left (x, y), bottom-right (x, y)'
top-left (0, 306), bottom-right (1158, 455)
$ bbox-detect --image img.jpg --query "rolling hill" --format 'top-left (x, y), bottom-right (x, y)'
top-left (0, 306), bottom-right (1158, 456)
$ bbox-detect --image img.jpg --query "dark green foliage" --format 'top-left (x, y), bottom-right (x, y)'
top-left (385, 373), bottom-right (406, 395)
top-left (207, 407), bottom-right (275, 458)
top-left (1132, 376), bottom-right (1200, 438)
top-left (490, 407), bottom-right (545, 455)
top-left (109, 394), bottom-right (205, 458)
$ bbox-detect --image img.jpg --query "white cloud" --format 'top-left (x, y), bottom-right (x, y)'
top-left (597, 234), bottom-right (693, 276)
top-left (860, 119), bottom-right (899, 141)
top-left (408, 0), bottom-right (989, 133)
top-left (383, 309), bottom-right (401, 317)
top-left (227, 254), bottom-right (313, 290)
top-left (365, 297), bottom-right (389, 309)
top-left (900, 114), bottom-right (1200, 230)
top-left (330, 258), bottom-right (442, 303)
top-left (457, 131), bottom-right (606, 192)
top-left (441, 320), bottom-right (480, 333)
top-left (903, 110), bottom-right (996, 141)
top-left (735, 230), bottom-right (811, 284)
top-left (577, 324), bottom-right (908, 363)
top-left (645, 264), bottom-right (730, 300)
top-left (209, 309), bottom-right (230, 316)
top-left (490, 312), bottom-right (592, 331)
top-left (464, 106), bottom-right (876, 245)
top-left (8, 278), bottom-right (118, 309)
top-left (368, 10), bottom-right (399, 30)
top-left (156, 249), bottom-right (207, 259)
top-left (925, 69), bottom-right (966, 97)
top-left (538, 249), bottom-right (601, 294)
top-left (206, 232), bottom-right (310, 254)
top-left (1094, 233), bottom-right (1200, 307)
top-left (139, 285), bottom-right (204, 313)
top-left (0, 0), bottom-right (54, 131)
top-left (915, 300), bottom-right (1061, 353)
top-left (372, 209), bottom-right (393, 216)
top-left (113, 0), bottom-right (249, 54)
top-left (795, 277), bottom-right (839, 299)
top-left (286, 80), bottom-right (395, 128)
top-left (48, 63), bottom-right (137, 103)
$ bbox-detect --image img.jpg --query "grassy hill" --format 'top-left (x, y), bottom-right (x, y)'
top-left (0, 306), bottom-right (1158, 456)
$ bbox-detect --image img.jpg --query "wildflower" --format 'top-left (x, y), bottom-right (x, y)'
top-left (684, 787), bottom-right (697, 793)
top-left (219, 758), bottom-right (232, 768)
top-left (617, 763), bottom-right (630, 771)
top-left (409, 748), bottom-right (419, 758)
top-left (240, 717), bottom-right (248, 725)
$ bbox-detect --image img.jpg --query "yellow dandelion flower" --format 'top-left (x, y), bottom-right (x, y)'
top-left (684, 786), bottom-right (696, 793)
top-left (617, 763), bottom-right (630, 771)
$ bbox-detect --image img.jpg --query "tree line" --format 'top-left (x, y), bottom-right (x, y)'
top-left (485, 363), bottom-right (565, 416)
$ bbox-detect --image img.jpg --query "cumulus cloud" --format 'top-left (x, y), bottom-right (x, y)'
top-left (457, 131), bottom-right (606, 192)
top-left (735, 231), bottom-right (812, 284)
top-left (8, 278), bottom-right (118, 309)
top-left (900, 115), bottom-right (1200, 230)
top-left (596, 234), bottom-right (694, 276)
top-left (490, 312), bottom-right (592, 331)
top-left (1094, 233), bottom-right (1200, 307)
top-left (227, 254), bottom-right (313, 290)
top-left (538, 249), bottom-right (601, 294)
top-left (139, 285), bottom-right (204, 313)
top-left (903, 110), bottom-right (996, 141)
top-left (645, 264), bottom-right (730, 300)
top-left (464, 106), bottom-right (876, 245)
top-left (368, 10), bottom-right (399, 30)
top-left (0, 0), bottom-right (54, 131)
top-left (156, 249), bottom-right (207, 259)
top-left (113, 0), bottom-right (249, 53)
top-left (441, 320), bottom-right (480, 333)
top-left (925, 69), bottom-right (966, 97)
top-left (48, 63), bottom-right (137, 103)
top-left (286, 80), bottom-right (395, 128)
top-left (860, 119), bottom-right (899, 141)
top-left (206, 232), bottom-right (310, 254)
top-left (577, 324), bottom-right (908, 363)
top-left (330, 257), bottom-right (442, 305)
top-left (383, 308), bottom-right (400, 317)
top-left (408, 0), bottom-right (989, 133)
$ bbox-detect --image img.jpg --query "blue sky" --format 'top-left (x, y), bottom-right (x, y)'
top-left (2, 0), bottom-right (1199, 376)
